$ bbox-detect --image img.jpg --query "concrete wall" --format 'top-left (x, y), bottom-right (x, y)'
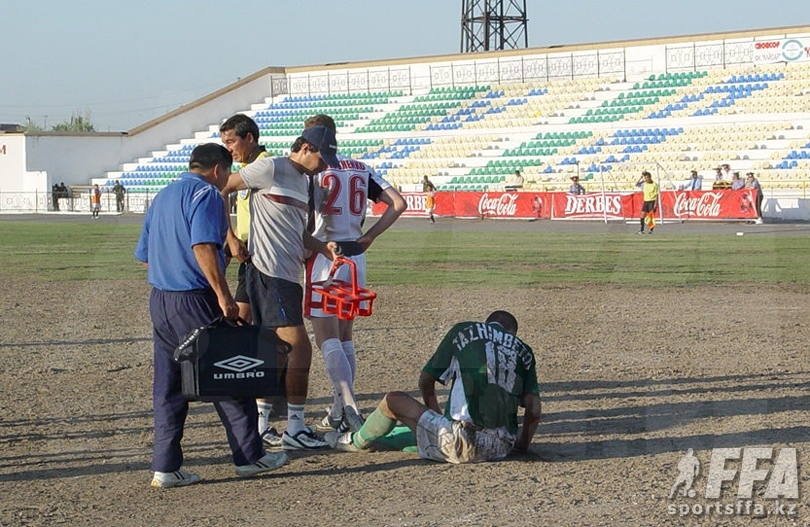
top-left (0, 135), bottom-right (28, 190)
top-left (283, 27), bottom-right (810, 98)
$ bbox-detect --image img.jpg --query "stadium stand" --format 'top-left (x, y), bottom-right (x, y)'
top-left (87, 33), bottom-right (810, 207)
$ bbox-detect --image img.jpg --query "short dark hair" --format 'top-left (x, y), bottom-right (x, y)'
top-left (642, 171), bottom-right (652, 177)
top-left (485, 310), bottom-right (518, 334)
top-left (304, 114), bottom-right (336, 133)
top-left (290, 136), bottom-right (312, 153)
top-left (219, 114), bottom-right (259, 142)
top-left (189, 143), bottom-right (232, 171)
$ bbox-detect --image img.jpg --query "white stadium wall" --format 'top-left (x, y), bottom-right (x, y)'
top-left (282, 28), bottom-right (810, 98)
top-left (0, 136), bottom-right (27, 189)
top-left (2, 26), bottom-right (810, 216)
top-left (0, 135), bottom-right (48, 211)
top-left (0, 68), bottom-right (284, 211)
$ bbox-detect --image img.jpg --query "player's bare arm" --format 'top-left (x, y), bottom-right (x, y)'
top-left (418, 371), bottom-right (441, 414)
top-left (357, 188), bottom-right (407, 251)
top-left (225, 231), bottom-right (250, 263)
top-left (303, 231), bottom-right (339, 260)
top-left (221, 170), bottom-right (247, 195)
top-left (513, 393), bottom-right (542, 452)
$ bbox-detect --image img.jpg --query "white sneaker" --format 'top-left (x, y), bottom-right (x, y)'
top-left (151, 468), bottom-right (201, 488)
top-left (235, 452), bottom-right (288, 477)
top-left (325, 431), bottom-right (364, 452)
top-left (314, 412), bottom-right (347, 433)
top-left (261, 427), bottom-right (284, 449)
top-left (314, 406), bottom-right (351, 433)
top-left (282, 427), bottom-right (328, 450)
top-left (755, 218), bottom-right (763, 225)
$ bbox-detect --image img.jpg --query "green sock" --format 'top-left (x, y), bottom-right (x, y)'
top-left (374, 425), bottom-right (416, 451)
top-left (353, 408), bottom-right (396, 449)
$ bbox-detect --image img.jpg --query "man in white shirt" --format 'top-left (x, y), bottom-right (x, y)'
top-left (303, 114), bottom-right (406, 434)
top-left (222, 118), bottom-right (340, 451)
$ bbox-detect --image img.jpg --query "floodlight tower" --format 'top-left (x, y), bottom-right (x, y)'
top-left (460, 0), bottom-right (528, 53)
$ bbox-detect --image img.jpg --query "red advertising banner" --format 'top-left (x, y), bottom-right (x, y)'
top-left (550, 192), bottom-right (629, 220)
top-left (453, 191), bottom-right (551, 219)
top-left (371, 190), bottom-right (758, 221)
top-left (373, 191), bottom-right (551, 220)
top-left (661, 190), bottom-right (758, 220)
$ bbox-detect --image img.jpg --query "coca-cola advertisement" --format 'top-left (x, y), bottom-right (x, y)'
top-left (662, 190), bottom-right (758, 220)
top-left (370, 190), bottom-right (757, 221)
top-left (371, 192), bottom-right (549, 219)
top-left (478, 193), bottom-right (518, 217)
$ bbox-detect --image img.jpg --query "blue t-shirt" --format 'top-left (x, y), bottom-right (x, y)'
top-left (134, 172), bottom-right (227, 291)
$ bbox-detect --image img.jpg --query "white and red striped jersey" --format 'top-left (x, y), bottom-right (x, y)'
top-left (309, 156), bottom-right (392, 241)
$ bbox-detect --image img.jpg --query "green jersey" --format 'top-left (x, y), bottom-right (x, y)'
top-left (422, 321), bottom-right (539, 435)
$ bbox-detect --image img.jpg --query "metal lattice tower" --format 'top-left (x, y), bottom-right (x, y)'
top-left (460, 0), bottom-right (528, 53)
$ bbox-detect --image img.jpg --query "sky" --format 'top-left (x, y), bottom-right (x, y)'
top-left (1, 0), bottom-right (808, 132)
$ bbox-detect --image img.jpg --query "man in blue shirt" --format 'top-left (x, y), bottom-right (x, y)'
top-left (679, 170), bottom-right (703, 191)
top-left (135, 143), bottom-right (287, 488)
top-left (731, 172), bottom-right (745, 191)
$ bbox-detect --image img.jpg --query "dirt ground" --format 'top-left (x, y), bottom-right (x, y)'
top-left (1, 218), bottom-right (809, 526)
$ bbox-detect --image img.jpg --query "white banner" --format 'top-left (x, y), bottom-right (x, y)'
top-left (752, 38), bottom-right (810, 64)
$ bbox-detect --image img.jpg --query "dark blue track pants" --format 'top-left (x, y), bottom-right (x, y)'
top-left (149, 288), bottom-right (263, 472)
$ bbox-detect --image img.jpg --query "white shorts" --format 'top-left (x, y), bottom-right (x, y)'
top-left (415, 410), bottom-right (515, 464)
top-left (304, 252), bottom-right (367, 318)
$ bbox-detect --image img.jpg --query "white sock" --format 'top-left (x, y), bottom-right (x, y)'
top-left (341, 340), bottom-right (357, 384)
top-left (336, 340), bottom-right (358, 415)
top-left (257, 400), bottom-right (273, 434)
top-left (287, 403), bottom-right (305, 435)
top-left (322, 338), bottom-right (357, 412)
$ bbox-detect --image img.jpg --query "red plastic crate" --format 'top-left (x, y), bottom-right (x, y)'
top-left (308, 256), bottom-right (377, 320)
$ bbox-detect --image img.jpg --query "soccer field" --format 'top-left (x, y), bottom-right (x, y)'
top-left (0, 216), bottom-right (808, 526)
top-left (1, 217), bottom-right (809, 285)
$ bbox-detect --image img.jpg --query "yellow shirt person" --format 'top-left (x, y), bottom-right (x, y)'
top-left (637, 171), bottom-right (658, 234)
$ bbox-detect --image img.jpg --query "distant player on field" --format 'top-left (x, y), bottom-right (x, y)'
top-left (636, 171), bottom-right (659, 234)
top-left (422, 175), bottom-right (436, 223)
